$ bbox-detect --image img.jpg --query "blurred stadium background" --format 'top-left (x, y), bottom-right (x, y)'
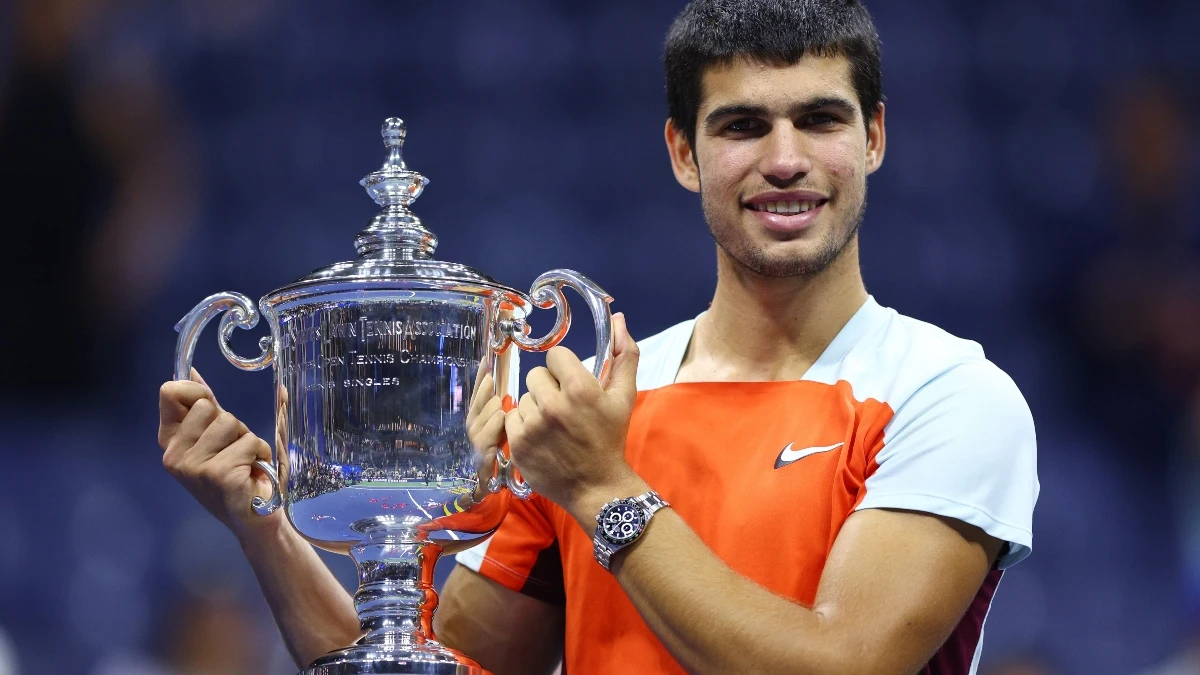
top-left (0, 0), bottom-right (1198, 673)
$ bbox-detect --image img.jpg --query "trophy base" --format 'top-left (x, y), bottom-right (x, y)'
top-left (301, 643), bottom-right (489, 675)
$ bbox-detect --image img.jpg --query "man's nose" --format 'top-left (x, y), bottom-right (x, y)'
top-left (759, 127), bottom-right (812, 184)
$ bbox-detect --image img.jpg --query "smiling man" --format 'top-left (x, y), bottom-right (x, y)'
top-left (157, 1), bottom-right (1038, 674)
top-left (444, 1), bottom-right (1039, 674)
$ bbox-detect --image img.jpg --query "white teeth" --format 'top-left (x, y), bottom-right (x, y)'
top-left (752, 199), bottom-right (822, 214)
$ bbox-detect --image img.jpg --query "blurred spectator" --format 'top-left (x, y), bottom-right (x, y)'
top-left (162, 595), bottom-right (270, 675)
top-left (1048, 67), bottom-right (1200, 675)
top-left (0, 0), bottom-right (198, 408)
top-left (89, 594), bottom-right (270, 675)
top-left (1067, 74), bottom-right (1199, 456)
top-left (0, 0), bottom-right (113, 402)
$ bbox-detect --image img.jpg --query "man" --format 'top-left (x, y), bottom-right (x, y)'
top-left (158, 1), bottom-right (1038, 673)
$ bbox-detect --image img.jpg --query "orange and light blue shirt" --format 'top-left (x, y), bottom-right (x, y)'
top-left (457, 296), bottom-right (1039, 674)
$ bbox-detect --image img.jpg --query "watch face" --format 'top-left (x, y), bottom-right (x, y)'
top-left (599, 500), bottom-right (646, 546)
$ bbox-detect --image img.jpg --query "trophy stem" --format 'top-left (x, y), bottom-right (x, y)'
top-left (303, 534), bottom-right (486, 674)
top-left (349, 536), bottom-right (443, 647)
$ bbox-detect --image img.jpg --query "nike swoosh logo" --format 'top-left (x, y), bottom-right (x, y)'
top-left (774, 442), bottom-right (844, 469)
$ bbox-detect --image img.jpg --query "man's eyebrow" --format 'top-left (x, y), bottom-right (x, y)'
top-left (703, 104), bottom-right (769, 128)
top-left (702, 97), bottom-right (860, 128)
top-left (794, 97), bottom-right (858, 117)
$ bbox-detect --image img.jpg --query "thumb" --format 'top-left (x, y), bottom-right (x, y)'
top-left (605, 312), bottom-right (639, 401)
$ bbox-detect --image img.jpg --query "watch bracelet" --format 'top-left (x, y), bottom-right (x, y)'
top-left (592, 491), bottom-right (668, 571)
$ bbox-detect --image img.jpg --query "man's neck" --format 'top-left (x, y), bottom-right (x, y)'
top-left (676, 238), bottom-right (869, 383)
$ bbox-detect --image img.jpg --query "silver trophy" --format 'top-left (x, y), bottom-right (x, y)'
top-left (173, 118), bottom-right (614, 674)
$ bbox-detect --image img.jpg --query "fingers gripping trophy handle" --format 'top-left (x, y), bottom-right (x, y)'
top-left (173, 292), bottom-right (281, 516)
top-left (499, 270), bottom-right (615, 499)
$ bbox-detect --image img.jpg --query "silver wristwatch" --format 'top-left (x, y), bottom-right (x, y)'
top-left (592, 491), bottom-right (669, 571)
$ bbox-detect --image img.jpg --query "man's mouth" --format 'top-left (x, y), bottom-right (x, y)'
top-left (746, 199), bottom-right (828, 214)
top-left (741, 193), bottom-right (830, 234)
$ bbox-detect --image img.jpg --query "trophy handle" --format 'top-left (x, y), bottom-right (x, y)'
top-left (174, 292), bottom-right (281, 516)
top-left (174, 292), bottom-right (274, 380)
top-left (495, 270), bottom-right (615, 499)
top-left (505, 269), bottom-right (615, 384)
top-left (250, 460), bottom-right (283, 516)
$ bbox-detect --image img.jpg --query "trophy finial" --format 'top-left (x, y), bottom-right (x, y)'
top-left (356, 117), bottom-right (436, 260)
top-left (382, 118), bottom-right (407, 148)
top-left (361, 117), bottom-right (428, 207)
top-left (378, 118), bottom-right (408, 172)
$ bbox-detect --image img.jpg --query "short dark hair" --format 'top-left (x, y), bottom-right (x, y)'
top-left (664, 0), bottom-right (883, 148)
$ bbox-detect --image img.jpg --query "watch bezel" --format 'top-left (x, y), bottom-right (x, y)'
top-left (596, 498), bottom-right (647, 546)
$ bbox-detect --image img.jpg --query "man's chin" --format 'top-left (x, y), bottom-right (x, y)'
top-left (728, 252), bottom-right (830, 278)
top-left (718, 236), bottom-right (847, 278)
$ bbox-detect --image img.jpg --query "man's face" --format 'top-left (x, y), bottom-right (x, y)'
top-left (666, 55), bottom-right (886, 277)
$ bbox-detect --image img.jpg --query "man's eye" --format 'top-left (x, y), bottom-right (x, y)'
top-left (726, 119), bottom-right (763, 133)
top-left (806, 113), bottom-right (838, 127)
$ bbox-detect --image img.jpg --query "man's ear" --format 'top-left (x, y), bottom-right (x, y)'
top-left (664, 119), bottom-right (701, 193)
top-left (865, 102), bottom-right (886, 176)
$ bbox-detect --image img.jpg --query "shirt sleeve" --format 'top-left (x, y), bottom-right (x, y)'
top-left (455, 492), bottom-right (566, 605)
top-left (855, 359), bottom-right (1039, 569)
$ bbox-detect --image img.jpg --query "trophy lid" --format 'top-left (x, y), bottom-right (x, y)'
top-left (263, 118), bottom-right (521, 307)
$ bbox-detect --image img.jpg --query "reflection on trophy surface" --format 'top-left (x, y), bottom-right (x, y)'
top-left (173, 118), bottom-right (614, 675)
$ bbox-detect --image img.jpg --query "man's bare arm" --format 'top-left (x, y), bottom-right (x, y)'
top-left (436, 565), bottom-right (565, 675)
top-left (569, 477), bottom-right (1001, 675)
top-left (240, 519), bottom-right (362, 666)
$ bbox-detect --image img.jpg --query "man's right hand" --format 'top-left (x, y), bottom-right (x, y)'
top-left (158, 369), bottom-right (278, 541)
top-left (159, 371), bottom-right (364, 668)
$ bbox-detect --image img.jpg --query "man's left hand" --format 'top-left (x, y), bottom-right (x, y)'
top-left (505, 312), bottom-right (642, 517)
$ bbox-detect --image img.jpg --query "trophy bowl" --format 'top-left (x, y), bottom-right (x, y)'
top-left (172, 118), bottom-right (614, 674)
